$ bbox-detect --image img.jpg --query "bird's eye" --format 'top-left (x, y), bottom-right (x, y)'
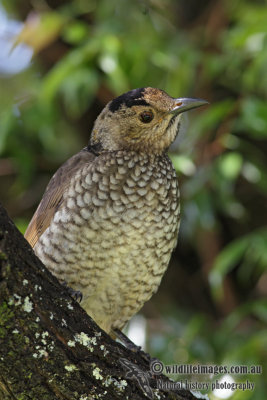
top-left (139, 110), bottom-right (154, 123)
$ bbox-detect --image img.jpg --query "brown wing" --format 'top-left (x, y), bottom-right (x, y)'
top-left (25, 148), bottom-right (96, 248)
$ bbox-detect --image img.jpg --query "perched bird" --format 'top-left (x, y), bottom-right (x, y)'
top-left (25, 87), bottom-right (207, 336)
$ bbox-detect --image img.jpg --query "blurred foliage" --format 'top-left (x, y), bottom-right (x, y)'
top-left (0, 0), bottom-right (266, 398)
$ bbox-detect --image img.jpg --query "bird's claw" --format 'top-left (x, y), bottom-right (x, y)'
top-left (62, 281), bottom-right (83, 303)
top-left (113, 328), bottom-right (152, 362)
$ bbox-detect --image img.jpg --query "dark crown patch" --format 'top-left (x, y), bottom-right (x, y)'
top-left (109, 88), bottom-right (149, 112)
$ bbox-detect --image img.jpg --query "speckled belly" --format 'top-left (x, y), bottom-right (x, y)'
top-left (34, 152), bottom-right (180, 333)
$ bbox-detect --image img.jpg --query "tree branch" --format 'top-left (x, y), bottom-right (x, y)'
top-left (0, 203), bottom-right (203, 400)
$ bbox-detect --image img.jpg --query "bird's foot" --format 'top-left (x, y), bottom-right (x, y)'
top-left (62, 281), bottom-right (83, 303)
top-left (113, 328), bottom-right (152, 363)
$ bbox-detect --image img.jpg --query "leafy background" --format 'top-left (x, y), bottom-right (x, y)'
top-left (0, 0), bottom-right (266, 398)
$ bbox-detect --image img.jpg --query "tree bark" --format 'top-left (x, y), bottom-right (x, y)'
top-left (0, 203), bottom-right (203, 400)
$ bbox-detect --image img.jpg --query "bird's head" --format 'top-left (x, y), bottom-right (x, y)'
top-left (90, 87), bottom-right (207, 155)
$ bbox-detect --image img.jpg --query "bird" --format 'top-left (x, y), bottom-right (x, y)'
top-left (25, 87), bottom-right (207, 336)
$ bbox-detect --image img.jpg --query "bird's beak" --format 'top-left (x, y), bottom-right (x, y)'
top-left (171, 98), bottom-right (209, 114)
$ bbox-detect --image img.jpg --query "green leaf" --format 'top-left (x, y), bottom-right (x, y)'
top-left (209, 237), bottom-right (248, 299)
top-left (170, 154), bottom-right (196, 176)
top-left (209, 228), bottom-right (267, 300)
top-left (218, 152), bottom-right (243, 180)
top-left (237, 98), bottom-right (267, 138)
